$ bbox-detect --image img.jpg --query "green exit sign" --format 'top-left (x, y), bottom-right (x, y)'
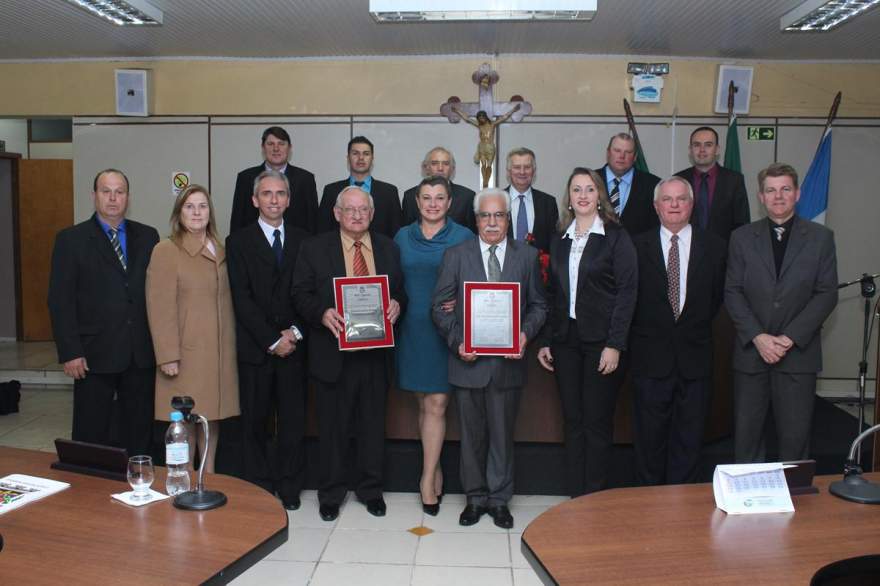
top-left (747, 127), bottom-right (776, 141)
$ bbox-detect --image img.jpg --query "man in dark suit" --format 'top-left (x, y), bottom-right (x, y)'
top-left (402, 146), bottom-right (477, 233)
top-left (504, 147), bottom-right (559, 252)
top-left (725, 163), bottom-right (838, 463)
top-left (229, 126), bottom-right (318, 234)
top-left (598, 132), bottom-right (661, 236)
top-left (226, 170), bottom-right (309, 511)
top-left (630, 176), bottom-right (727, 485)
top-left (292, 185), bottom-right (406, 522)
top-left (48, 169), bottom-right (159, 456)
top-left (675, 126), bottom-right (751, 242)
top-left (318, 136), bottom-right (401, 238)
top-left (432, 188), bottom-right (547, 529)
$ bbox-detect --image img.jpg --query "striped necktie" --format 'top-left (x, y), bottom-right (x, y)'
top-left (108, 227), bottom-right (127, 271)
top-left (609, 178), bottom-right (621, 214)
top-left (488, 245), bottom-right (501, 282)
top-left (667, 234), bottom-right (680, 320)
top-left (352, 241), bottom-right (368, 276)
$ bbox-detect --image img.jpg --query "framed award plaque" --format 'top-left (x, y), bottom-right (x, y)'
top-left (463, 281), bottom-right (520, 355)
top-left (333, 275), bottom-right (394, 350)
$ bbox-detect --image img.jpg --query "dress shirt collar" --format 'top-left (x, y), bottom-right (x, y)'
top-left (479, 237), bottom-right (507, 256)
top-left (510, 186), bottom-right (533, 201)
top-left (340, 230), bottom-right (373, 254)
top-left (605, 165), bottom-right (634, 186)
top-left (349, 175), bottom-right (373, 192)
top-left (562, 215), bottom-right (605, 239)
top-left (257, 217), bottom-right (284, 243)
top-left (265, 162), bottom-right (288, 174)
top-left (660, 223), bottom-right (692, 248)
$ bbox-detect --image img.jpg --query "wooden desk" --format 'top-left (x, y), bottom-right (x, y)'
top-left (522, 473), bottom-right (880, 585)
top-left (0, 447), bottom-right (287, 584)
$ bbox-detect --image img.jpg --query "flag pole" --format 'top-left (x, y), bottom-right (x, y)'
top-left (727, 81), bottom-right (736, 123)
top-left (623, 98), bottom-right (646, 157)
top-left (818, 92), bottom-right (842, 152)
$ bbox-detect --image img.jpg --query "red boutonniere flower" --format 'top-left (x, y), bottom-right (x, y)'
top-left (525, 233), bottom-right (536, 246)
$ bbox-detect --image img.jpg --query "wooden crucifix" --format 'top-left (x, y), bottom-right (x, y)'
top-left (441, 63), bottom-right (532, 188)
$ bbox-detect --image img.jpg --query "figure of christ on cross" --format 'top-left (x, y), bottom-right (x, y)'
top-left (452, 104), bottom-right (521, 189)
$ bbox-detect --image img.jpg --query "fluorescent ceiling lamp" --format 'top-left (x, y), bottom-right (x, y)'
top-left (64, 0), bottom-right (163, 26)
top-left (369, 0), bottom-right (596, 22)
top-left (780, 0), bottom-right (879, 31)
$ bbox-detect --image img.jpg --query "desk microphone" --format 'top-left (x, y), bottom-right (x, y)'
top-left (829, 423), bottom-right (880, 504)
top-left (169, 396), bottom-right (227, 511)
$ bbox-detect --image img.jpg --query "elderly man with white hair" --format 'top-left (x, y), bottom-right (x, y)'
top-left (431, 188), bottom-right (547, 529)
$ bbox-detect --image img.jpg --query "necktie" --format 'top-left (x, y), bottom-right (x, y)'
top-left (353, 180), bottom-right (364, 187)
top-left (667, 234), bottom-right (680, 320)
top-left (695, 173), bottom-right (710, 229)
top-left (352, 240), bottom-right (368, 276)
top-left (773, 226), bottom-right (785, 242)
top-left (488, 245), bottom-right (501, 282)
top-left (108, 227), bottom-right (127, 271)
top-left (516, 194), bottom-right (529, 241)
top-left (272, 229), bottom-right (283, 267)
top-left (609, 178), bottom-right (621, 215)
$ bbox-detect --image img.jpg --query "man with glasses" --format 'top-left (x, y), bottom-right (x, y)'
top-left (292, 186), bottom-right (407, 522)
top-left (431, 188), bottom-right (547, 529)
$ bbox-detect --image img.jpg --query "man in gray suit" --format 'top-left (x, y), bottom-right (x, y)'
top-left (432, 188), bottom-right (547, 529)
top-left (725, 162), bottom-right (838, 463)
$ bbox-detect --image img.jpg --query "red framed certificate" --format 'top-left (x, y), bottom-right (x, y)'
top-left (463, 281), bottom-right (521, 355)
top-left (333, 275), bottom-right (395, 351)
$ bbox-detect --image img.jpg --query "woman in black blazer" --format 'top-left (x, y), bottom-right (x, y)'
top-left (537, 167), bottom-right (638, 496)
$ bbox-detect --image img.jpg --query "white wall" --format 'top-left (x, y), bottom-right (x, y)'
top-left (0, 119), bottom-right (28, 157)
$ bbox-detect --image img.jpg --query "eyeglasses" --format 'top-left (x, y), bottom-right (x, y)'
top-left (476, 211), bottom-right (509, 221)
top-left (338, 206), bottom-right (372, 217)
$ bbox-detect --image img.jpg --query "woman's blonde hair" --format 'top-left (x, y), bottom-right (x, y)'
top-left (169, 184), bottom-right (218, 244)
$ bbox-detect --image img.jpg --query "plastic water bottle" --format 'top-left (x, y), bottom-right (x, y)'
top-left (165, 411), bottom-right (191, 496)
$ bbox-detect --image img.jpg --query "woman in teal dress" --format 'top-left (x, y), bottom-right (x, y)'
top-left (395, 176), bottom-right (473, 515)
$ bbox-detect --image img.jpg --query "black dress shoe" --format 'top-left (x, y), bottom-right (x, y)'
top-left (319, 503), bottom-right (340, 522)
top-left (488, 505), bottom-right (514, 529)
top-left (364, 497), bottom-right (387, 517)
top-left (282, 497), bottom-right (301, 511)
top-left (459, 504), bottom-right (486, 526)
top-left (421, 498), bottom-right (440, 516)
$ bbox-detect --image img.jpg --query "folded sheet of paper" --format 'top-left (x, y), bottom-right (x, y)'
top-left (713, 462), bottom-right (795, 514)
top-left (112, 489), bottom-right (171, 507)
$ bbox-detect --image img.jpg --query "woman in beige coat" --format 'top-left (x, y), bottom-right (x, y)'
top-left (147, 184), bottom-right (239, 473)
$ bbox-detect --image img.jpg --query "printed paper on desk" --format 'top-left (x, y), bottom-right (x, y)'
top-left (713, 463), bottom-right (794, 514)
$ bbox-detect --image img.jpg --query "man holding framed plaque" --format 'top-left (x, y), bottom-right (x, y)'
top-left (291, 186), bottom-right (406, 522)
top-left (432, 188), bottom-right (547, 529)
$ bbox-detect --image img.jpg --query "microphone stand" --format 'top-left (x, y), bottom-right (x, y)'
top-left (170, 396), bottom-right (227, 511)
top-left (829, 423), bottom-right (880, 504)
top-left (837, 272), bottom-right (879, 467)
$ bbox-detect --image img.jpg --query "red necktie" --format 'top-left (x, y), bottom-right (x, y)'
top-left (353, 241), bottom-right (368, 276)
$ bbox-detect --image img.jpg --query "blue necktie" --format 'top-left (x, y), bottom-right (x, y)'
top-left (516, 194), bottom-right (529, 241)
top-left (272, 229), bottom-right (283, 267)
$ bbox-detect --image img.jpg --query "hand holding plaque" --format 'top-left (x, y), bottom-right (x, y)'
top-left (333, 275), bottom-right (395, 350)
top-left (463, 282), bottom-right (521, 356)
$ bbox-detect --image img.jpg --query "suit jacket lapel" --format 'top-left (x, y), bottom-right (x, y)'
top-left (373, 232), bottom-right (388, 275)
top-left (125, 221), bottom-right (139, 270)
top-left (779, 216), bottom-right (807, 279)
top-left (329, 232), bottom-right (346, 278)
top-left (681, 229), bottom-right (705, 316)
top-left (576, 232), bottom-right (604, 291)
top-left (555, 237), bottom-right (572, 306)
top-left (249, 223), bottom-right (278, 269)
top-left (753, 221), bottom-right (776, 278)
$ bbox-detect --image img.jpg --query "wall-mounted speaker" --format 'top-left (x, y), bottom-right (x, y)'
top-left (115, 69), bottom-right (151, 117)
top-left (715, 65), bottom-right (754, 115)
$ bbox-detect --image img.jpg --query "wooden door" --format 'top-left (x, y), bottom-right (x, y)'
top-left (18, 159), bottom-right (73, 341)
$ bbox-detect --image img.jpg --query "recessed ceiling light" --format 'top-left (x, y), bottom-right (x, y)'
top-left (781, 0), bottom-right (879, 31)
top-left (63, 0), bottom-right (163, 26)
top-left (369, 0), bottom-right (596, 22)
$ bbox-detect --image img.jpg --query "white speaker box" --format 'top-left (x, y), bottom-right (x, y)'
top-left (715, 65), bottom-right (753, 115)
top-left (115, 69), bottom-right (151, 117)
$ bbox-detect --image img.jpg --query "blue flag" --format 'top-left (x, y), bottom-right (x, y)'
top-left (796, 128), bottom-right (832, 224)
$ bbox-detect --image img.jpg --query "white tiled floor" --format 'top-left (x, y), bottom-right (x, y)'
top-left (0, 385), bottom-right (562, 585)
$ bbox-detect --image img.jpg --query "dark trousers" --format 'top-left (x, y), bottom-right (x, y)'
top-left (734, 370), bottom-right (817, 463)
top-left (632, 373), bottom-right (710, 485)
top-left (553, 321), bottom-right (625, 497)
top-left (455, 381), bottom-right (521, 507)
top-left (314, 351), bottom-right (387, 506)
top-left (72, 365), bottom-right (154, 457)
top-left (238, 356), bottom-right (306, 500)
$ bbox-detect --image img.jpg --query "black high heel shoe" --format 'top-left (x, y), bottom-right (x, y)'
top-left (421, 497), bottom-right (440, 516)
